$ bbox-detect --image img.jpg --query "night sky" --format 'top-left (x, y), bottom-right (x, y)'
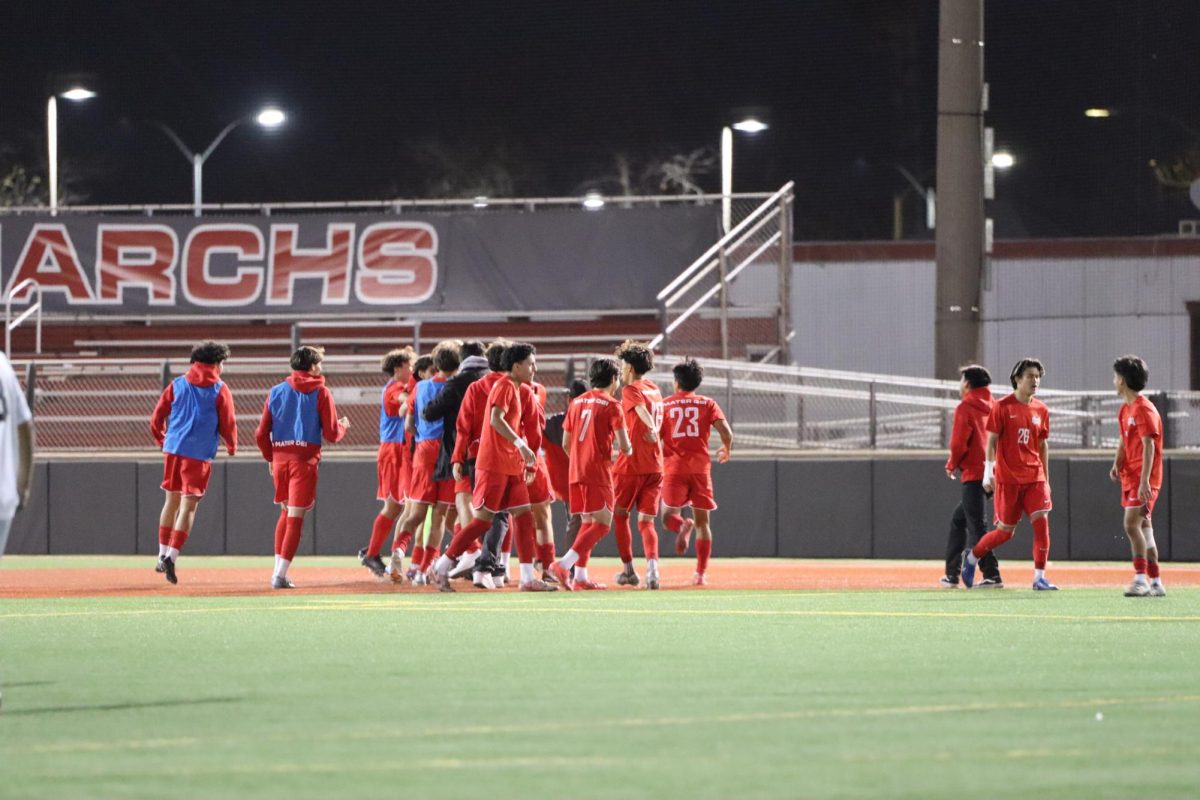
top-left (3, 0), bottom-right (1198, 239)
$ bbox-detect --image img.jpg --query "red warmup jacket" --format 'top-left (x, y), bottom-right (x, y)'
top-left (945, 386), bottom-right (994, 482)
top-left (452, 370), bottom-right (503, 465)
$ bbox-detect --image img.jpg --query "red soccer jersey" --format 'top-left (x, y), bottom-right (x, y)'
top-left (614, 378), bottom-right (664, 476)
top-left (520, 382), bottom-right (547, 453)
top-left (1118, 395), bottom-right (1163, 489)
top-left (453, 370), bottom-right (504, 464)
top-left (986, 393), bottom-right (1050, 484)
top-left (564, 388), bottom-right (625, 486)
top-left (659, 391), bottom-right (725, 475)
top-left (476, 376), bottom-right (524, 476)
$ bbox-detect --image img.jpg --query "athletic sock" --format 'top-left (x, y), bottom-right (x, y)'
top-left (445, 517), bottom-right (492, 561)
top-left (392, 530), bottom-right (413, 556)
top-left (638, 518), bottom-right (659, 560)
top-left (575, 566), bottom-right (589, 582)
top-left (421, 546), bottom-right (438, 570)
top-left (1133, 556), bottom-right (1148, 580)
top-left (1147, 560), bottom-right (1161, 580)
top-left (367, 515), bottom-right (392, 558)
top-left (433, 554), bottom-right (454, 576)
top-left (613, 514), bottom-right (634, 564)
top-left (273, 508), bottom-right (288, 555)
top-left (647, 557), bottom-right (659, 575)
top-left (537, 542), bottom-right (556, 569)
top-left (467, 538), bottom-right (482, 554)
top-left (559, 549), bottom-right (581, 571)
top-left (168, 528), bottom-right (188, 553)
top-left (664, 512), bottom-right (685, 534)
top-left (513, 513), bottom-right (536, 565)
top-left (280, 516), bottom-right (304, 562)
top-left (276, 557), bottom-right (291, 579)
top-left (1033, 568), bottom-right (1045, 581)
top-left (972, 528), bottom-right (1015, 559)
top-left (696, 539), bottom-right (712, 574)
top-left (519, 563), bottom-right (536, 583)
top-left (411, 545), bottom-right (426, 569)
top-left (1031, 516), bottom-right (1050, 570)
top-left (158, 526), bottom-right (172, 557)
top-left (165, 546), bottom-right (180, 560)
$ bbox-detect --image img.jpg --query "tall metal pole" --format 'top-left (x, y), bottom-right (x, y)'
top-left (777, 191), bottom-right (793, 365)
top-left (193, 154), bottom-right (203, 217)
top-left (47, 97), bottom-right (58, 216)
top-left (934, 0), bottom-right (985, 378)
top-left (721, 126), bottom-right (733, 234)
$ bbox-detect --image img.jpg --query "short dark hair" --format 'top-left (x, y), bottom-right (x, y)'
top-left (460, 340), bottom-right (485, 358)
top-left (673, 358), bottom-right (704, 392)
top-left (1009, 357), bottom-right (1045, 389)
top-left (413, 355), bottom-right (434, 376)
top-left (190, 340), bottom-right (230, 365)
top-left (615, 339), bottom-right (654, 375)
top-left (1113, 354), bottom-right (1149, 392)
top-left (433, 341), bottom-right (462, 373)
top-left (568, 379), bottom-right (588, 399)
top-left (501, 342), bottom-right (536, 372)
top-left (486, 339), bottom-right (511, 371)
top-left (959, 364), bottom-right (991, 390)
top-left (380, 347), bottom-right (414, 375)
top-left (290, 345), bottom-right (325, 372)
top-left (589, 357), bottom-right (620, 389)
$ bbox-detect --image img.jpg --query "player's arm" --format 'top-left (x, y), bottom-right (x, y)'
top-left (632, 404), bottom-right (659, 443)
top-left (16, 421), bottom-right (32, 510)
top-left (1038, 438), bottom-right (1050, 489)
top-left (615, 426), bottom-right (633, 457)
top-left (254, 396), bottom-right (274, 465)
top-left (1138, 435), bottom-right (1154, 502)
top-left (490, 405), bottom-right (535, 465)
top-left (982, 431), bottom-right (998, 492)
top-left (944, 407), bottom-right (969, 479)
top-left (318, 388), bottom-right (350, 443)
top-left (1109, 436), bottom-right (1125, 483)
top-left (216, 384), bottom-right (238, 456)
top-left (713, 418), bottom-right (733, 463)
top-left (149, 383), bottom-right (174, 445)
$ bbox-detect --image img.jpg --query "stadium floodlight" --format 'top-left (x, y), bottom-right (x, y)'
top-left (991, 151), bottom-right (1015, 170)
top-left (582, 192), bottom-right (605, 210)
top-left (256, 107), bottom-right (286, 128)
top-left (731, 118), bottom-right (769, 134)
top-left (473, 196), bottom-right (489, 208)
top-left (1084, 108), bottom-right (1112, 118)
top-left (47, 84), bottom-right (96, 215)
top-left (60, 87), bottom-right (96, 102)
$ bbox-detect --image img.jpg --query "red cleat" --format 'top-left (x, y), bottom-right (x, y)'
top-left (675, 518), bottom-right (695, 556)
top-left (692, 571), bottom-right (708, 586)
top-left (548, 561), bottom-right (574, 592)
top-left (573, 578), bottom-right (608, 590)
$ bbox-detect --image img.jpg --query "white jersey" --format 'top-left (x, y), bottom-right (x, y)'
top-left (0, 352), bottom-right (32, 517)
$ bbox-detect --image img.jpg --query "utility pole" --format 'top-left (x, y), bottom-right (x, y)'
top-left (934, 0), bottom-right (985, 377)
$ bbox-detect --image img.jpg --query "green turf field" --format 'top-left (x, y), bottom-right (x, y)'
top-left (2, 580), bottom-right (1198, 799)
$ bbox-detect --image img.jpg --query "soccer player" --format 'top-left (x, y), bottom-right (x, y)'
top-left (434, 342), bottom-right (555, 592)
top-left (546, 358), bottom-right (632, 591)
top-left (961, 358), bottom-right (1057, 591)
top-left (255, 345), bottom-right (349, 589)
top-left (383, 342), bottom-right (460, 579)
top-left (0, 350), bottom-right (33, 562)
top-left (401, 354), bottom-right (434, 579)
top-left (1109, 355), bottom-right (1166, 597)
top-left (658, 358), bottom-right (732, 586)
top-left (543, 379), bottom-right (588, 574)
top-left (521, 378), bottom-right (560, 583)
top-left (149, 341), bottom-right (237, 585)
top-left (360, 347), bottom-right (414, 581)
top-left (612, 340), bottom-right (665, 589)
top-left (940, 364), bottom-right (1002, 589)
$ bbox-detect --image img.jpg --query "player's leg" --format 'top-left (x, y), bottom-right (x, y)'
top-left (942, 500), bottom-right (968, 587)
top-left (550, 485), bottom-right (608, 590)
top-left (964, 481), bottom-right (1001, 587)
top-left (1143, 515), bottom-right (1165, 595)
top-left (0, 514), bottom-right (12, 561)
top-left (1121, 505), bottom-right (1150, 596)
top-left (531, 500), bottom-right (556, 573)
top-left (160, 494), bottom-right (200, 585)
top-left (961, 482), bottom-right (1019, 588)
top-left (637, 474), bottom-right (662, 587)
top-left (692, 508), bottom-right (712, 586)
top-left (660, 474), bottom-right (695, 554)
top-left (272, 461), bottom-right (317, 589)
top-left (572, 506), bottom-right (613, 589)
top-left (1023, 482), bottom-right (1056, 590)
top-left (612, 476), bottom-right (637, 583)
top-left (157, 490), bottom-right (181, 572)
top-left (434, 472), bottom-right (503, 589)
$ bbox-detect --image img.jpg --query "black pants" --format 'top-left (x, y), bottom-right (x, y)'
top-left (476, 512), bottom-right (510, 573)
top-left (945, 480), bottom-right (1001, 581)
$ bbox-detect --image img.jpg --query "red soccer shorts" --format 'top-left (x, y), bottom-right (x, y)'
top-left (161, 453), bottom-right (212, 498)
top-left (992, 480), bottom-right (1052, 527)
top-left (407, 439), bottom-right (455, 505)
top-left (473, 468), bottom-right (531, 513)
top-left (376, 454), bottom-right (405, 503)
top-left (662, 472), bottom-right (717, 511)
top-left (527, 461), bottom-right (552, 505)
top-left (569, 481), bottom-right (614, 515)
top-left (272, 459), bottom-right (319, 509)
top-left (1121, 482), bottom-right (1160, 518)
top-left (614, 473), bottom-right (662, 516)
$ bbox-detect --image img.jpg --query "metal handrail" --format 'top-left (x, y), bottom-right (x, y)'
top-left (5, 278), bottom-right (43, 355)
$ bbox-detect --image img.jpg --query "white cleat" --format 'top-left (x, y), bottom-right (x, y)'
top-left (449, 551), bottom-right (479, 580)
top-left (1148, 582), bottom-right (1166, 597)
top-left (644, 569), bottom-right (660, 590)
top-left (410, 570), bottom-right (427, 587)
top-left (1124, 581), bottom-right (1151, 597)
top-left (473, 570), bottom-right (497, 590)
top-left (387, 551), bottom-right (405, 584)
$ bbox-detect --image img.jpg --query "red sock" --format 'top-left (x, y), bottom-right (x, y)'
top-left (1032, 516), bottom-right (1050, 570)
top-left (575, 521), bottom-right (611, 568)
top-left (1133, 556), bottom-right (1147, 575)
top-left (513, 513), bottom-right (537, 564)
top-left (446, 517), bottom-right (491, 561)
top-left (613, 514), bottom-right (634, 563)
top-left (972, 528), bottom-right (1014, 560)
top-left (367, 515), bottom-right (392, 558)
top-left (168, 529), bottom-right (188, 552)
top-left (664, 512), bottom-right (684, 534)
top-left (391, 530), bottom-right (413, 555)
top-left (280, 516), bottom-right (304, 562)
top-left (411, 545), bottom-right (425, 569)
top-left (421, 546), bottom-right (438, 570)
top-left (638, 518), bottom-right (659, 560)
top-left (537, 542), bottom-right (556, 569)
top-left (1147, 559), bottom-right (1161, 579)
top-left (158, 525), bottom-right (172, 547)
top-left (467, 538), bottom-right (482, 554)
top-left (696, 539), bottom-right (712, 573)
top-left (273, 508), bottom-right (288, 555)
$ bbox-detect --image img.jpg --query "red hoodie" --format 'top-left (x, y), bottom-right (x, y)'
top-left (945, 386), bottom-right (993, 482)
top-left (254, 371), bottom-right (347, 463)
top-left (149, 362), bottom-right (237, 455)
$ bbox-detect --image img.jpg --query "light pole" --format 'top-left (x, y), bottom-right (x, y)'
top-left (47, 86), bottom-right (95, 215)
top-left (721, 116), bottom-right (769, 233)
top-left (152, 107), bottom-right (286, 215)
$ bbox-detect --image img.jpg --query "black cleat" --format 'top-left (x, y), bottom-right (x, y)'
top-left (163, 557), bottom-right (178, 585)
top-left (155, 555), bottom-right (167, 574)
top-left (358, 548), bottom-right (387, 578)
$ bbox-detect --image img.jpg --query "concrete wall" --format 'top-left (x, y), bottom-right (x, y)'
top-left (7, 457), bottom-right (1191, 561)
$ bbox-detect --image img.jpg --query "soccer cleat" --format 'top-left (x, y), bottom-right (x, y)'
top-left (548, 562), bottom-right (574, 591)
top-left (542, 570), bottom-right (559, 585)
top-left (674, 518), bottom-right (695, 556)
top-left (519, 579), bottom-right (558, 592)
top-left (448, 550), bottom-right (479, 580)
top-left (473, 570), bottom-right (496, 590)
top-left (163, 557), bottom-right (178, 585)
top-left (1148, 582), bottom-right (1166, 597)
top-left (1031, 577), bottom-right (1059, 591)
top-left (692, 572), bottom-right (708, 587)
top-left (435, 570), bottom-right (456, 593)
top-left (959, 554), bottom-right (977, 589)
top-left (271, 575), bottom-right (295, 590)
top-left (387, 551), bottom-right (405, 584)
top-left (411, 571), bottom-right (427, 587)
top-left (976, 577), bottom-right (1004, 589)
top-left (572, 578), bottom-right (607, 590)
top-left (645, 570), bottom-right (661, 590)
top-left (1124, 581), bottom-right (1151, 597)
top-left (493, 567), bottom-right (510, 587)
top-left (358, 548), bottom-right (387, 578)
top-left (405, 566), bottom-right (420, 582)
top-left (615, 566), bottom-right (640, 587)
top-left (939, 576), bottom-right (959, 589)
top-left (155, 555), bottom-right (167, 574)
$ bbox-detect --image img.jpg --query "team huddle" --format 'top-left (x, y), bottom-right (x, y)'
top-left (149, 339), bottom-right (732, 591)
